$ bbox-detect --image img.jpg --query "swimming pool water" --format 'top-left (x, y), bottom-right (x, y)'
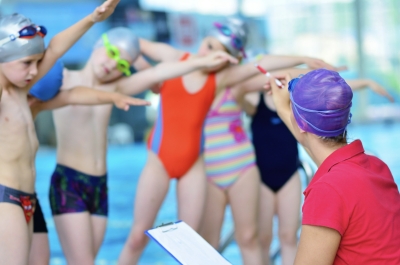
top-left (35, 121), bottom-right (400, 264)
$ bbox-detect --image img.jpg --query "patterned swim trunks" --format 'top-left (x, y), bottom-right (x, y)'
top-left (49, 164), bottom-right (108, 216)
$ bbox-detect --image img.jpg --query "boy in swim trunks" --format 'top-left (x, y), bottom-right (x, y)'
top-left (0, 0), bottom-right (118, 265)
top-left (0, 1), bottom-right (120, 264)
top-left (28, 58), bottom-right (149, 265)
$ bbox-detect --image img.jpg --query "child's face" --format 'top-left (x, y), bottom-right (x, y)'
top-left (198, 37), bottom-right (231, 73)
top-left (91, 46), bottom-right (134, 83)
top-left (0, 53), bottom-right (43, 88)
top-left (198, 37), bottom-right (227, 57)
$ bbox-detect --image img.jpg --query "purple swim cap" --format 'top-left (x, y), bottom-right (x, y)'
top-left (288, 69), bottom-right (353, 137)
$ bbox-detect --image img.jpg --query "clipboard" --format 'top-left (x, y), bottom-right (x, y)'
top-left (145, 220), bottom-right (232, 265)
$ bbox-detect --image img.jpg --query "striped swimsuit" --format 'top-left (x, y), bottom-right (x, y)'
top-left (204, 88), bottom-right (256, 190)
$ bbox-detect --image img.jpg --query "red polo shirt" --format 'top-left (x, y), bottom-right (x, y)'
top-left (302, 140), bottom-right (400, 264)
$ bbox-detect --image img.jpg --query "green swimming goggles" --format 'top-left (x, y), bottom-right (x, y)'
top-left (102, 33), bottom-right (135, 76)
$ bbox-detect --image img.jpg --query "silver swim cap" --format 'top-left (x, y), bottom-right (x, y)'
top-left (94, 27), bottom-right (140, 62)
top-left (208, 17), bottom-right (249, 58)
top-left (0, 13), bottom-right (45, 63)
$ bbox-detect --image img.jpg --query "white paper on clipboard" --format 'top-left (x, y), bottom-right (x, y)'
top-left (146, 221), bottom-right (232, 265)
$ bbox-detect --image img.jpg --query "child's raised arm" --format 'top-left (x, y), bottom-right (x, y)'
top-left (139, 38), bottom-right (185, 62)
top-left (116, 50), bottom-right (238, 95)
top-left (32, 0), bottom-right (119, 85)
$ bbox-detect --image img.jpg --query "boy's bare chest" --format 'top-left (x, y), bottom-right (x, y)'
top-left (0, 94), bottom-right (38, 160)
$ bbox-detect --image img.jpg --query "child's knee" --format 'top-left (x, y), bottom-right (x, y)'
top-left (278, 229), bottom-right (297, 245)
top-left (126, 227), bottom-right (149, 251)
top-left (235, 227), bottom-right (259, 248)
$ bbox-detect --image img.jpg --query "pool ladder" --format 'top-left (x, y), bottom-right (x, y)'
top-left (217, 159), bottom-right (315, 264)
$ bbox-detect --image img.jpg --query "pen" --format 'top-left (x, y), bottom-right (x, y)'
top-left (255, 64), bottom-right (283, 88)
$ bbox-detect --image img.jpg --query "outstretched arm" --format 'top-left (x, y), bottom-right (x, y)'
top-left (232, 68), bottom-right (311, 107)
top-left (32, 0), bottom-right (119, 85)
top-left (218, 55), bottom-right (344, 90)
top-left (117, 51), bottom-right (238, 95)
top-left (34, 86), bottom-right (149, 113)
top-left (139, 38), bottom-right (185, 62)
top-left (346, 79), bottom-right (394, 102)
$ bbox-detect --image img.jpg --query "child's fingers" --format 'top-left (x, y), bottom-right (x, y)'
top-left (335, 65), bottom-right (348, 71)
top-left (128, 98), bottom-right (151, 106)
top-left (214, 51), bottom-right (238, 64)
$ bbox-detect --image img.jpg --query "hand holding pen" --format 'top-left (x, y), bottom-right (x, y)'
top-left (255, 64), bottom-right (284, 88)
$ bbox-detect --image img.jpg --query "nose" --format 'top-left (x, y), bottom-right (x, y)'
top-left (107, 59), bottom-right (117, 70)
top-left (29, 64), bottom-right (38, 77)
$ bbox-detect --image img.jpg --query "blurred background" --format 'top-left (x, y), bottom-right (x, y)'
top-left (1, 0), bottom-right (399, 145)
top-left (1, 0), bottom-right (399, 264)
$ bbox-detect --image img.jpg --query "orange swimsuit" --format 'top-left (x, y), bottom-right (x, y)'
top-left (148, 53), bottom-right (216, 179)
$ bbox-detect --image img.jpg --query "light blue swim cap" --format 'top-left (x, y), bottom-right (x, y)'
top-left (29, 59), bottom-right (64, 101)
top-left (0, 13), bottom-right (45, 63)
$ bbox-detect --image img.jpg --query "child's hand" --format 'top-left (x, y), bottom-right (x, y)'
top-left (368, 80), bottom-right (395, 102)
top-left (113, 94), bottom-right (151, 111)
top-left (303, 57), bottom-right (347, 72)
top-left (91, 0), bottom-right (120, 23)
top-left (200, 51), bottom-right (239, 71)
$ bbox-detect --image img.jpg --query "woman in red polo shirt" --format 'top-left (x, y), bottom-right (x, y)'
top-left (268, 69), bottom-right (400, 265)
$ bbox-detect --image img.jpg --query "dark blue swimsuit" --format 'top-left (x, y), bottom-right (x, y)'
top-left (251, 93), bottom-right (300, 192)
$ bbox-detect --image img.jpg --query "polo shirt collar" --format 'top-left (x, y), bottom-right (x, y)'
top-left (308, 139), bottom-right (365, 188)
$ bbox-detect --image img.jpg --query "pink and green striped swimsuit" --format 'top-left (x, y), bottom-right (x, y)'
top-left (204, 88), bottom-right (256, 190)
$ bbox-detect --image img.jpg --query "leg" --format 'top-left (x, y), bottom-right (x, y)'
top-left (90, 215), bottom-right (107, 256)
top-left (199, 182), bottom-right (227, 248)
top-left (29, 233), bottom-right (50, 265)
top-left (119, 151), bottom-right (170, 265)
top-left (276, 171), bottom-right (302, 265)
top-left (259, 184), bottom-right (277, 265)
top-left (0, 204), bottom-right (31, 265)
top-left (54, 212), bottom-right (96, 265)
top-left (228, 167), bottom-right (263, 265)
top-left (29, 198), bottom-right (50, 265)
top-left (176, 156), bottom-right (207, 231)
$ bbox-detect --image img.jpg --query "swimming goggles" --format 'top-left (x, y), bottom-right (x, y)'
top-left (102, 33), bottom-right (135, 76)
top-left (213, 22), bottom-right (247, 58)
top-left (0, 25), bottom-right (47, 47)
